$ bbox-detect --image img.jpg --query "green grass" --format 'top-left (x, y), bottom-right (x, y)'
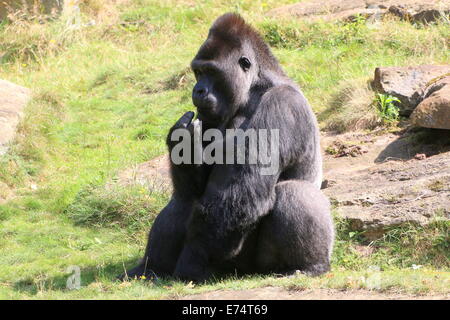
top-left (0, 0), bottom-right (449, 299)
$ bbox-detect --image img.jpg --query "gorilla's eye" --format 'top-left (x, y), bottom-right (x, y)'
top-left (194, 69), bottom-right (202, 79)
top-left (239, 57), bottom-right (251, 71)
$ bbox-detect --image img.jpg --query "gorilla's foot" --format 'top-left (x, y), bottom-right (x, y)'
top-left (301, 262), bottom-right (331, 277)
top-left (173, 262), bottom-right (212, 283)
top-left (173, 245), bottom-right (213, 283)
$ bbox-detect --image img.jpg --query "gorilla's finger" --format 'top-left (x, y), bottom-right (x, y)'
top-left (192, 119), bottom-right (201, 129)
top-left (187, 119), bottom-right (201, 134)
top-left (175, 111), bottom-right (195, 128)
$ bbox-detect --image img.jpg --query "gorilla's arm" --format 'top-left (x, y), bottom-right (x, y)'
top-left (174, 86), bottom-right (317, 281)
top-left (166, 112), bottom-right (209, 200)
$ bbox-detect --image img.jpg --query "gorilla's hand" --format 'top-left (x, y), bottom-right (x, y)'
top-left (175, 111), bottom-right (195, 130)
top-left (167, 111), bottom-right (203, 164)
top-left (167, 111), bottom-right (208, 199)
top-left (167, 111), bottom-right (195, 151)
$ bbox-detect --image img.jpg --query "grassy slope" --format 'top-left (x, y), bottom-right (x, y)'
top-left (0, 0), bottom-right (449, 299)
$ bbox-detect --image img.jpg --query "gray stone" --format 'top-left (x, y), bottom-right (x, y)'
top-left (267, 0), bottom-right (450, 24)
top-left (0, 79), bottom-right (31, 154)
top-left (413, 9), bottom-right (450, 23)
top-left (388, 5), bottom-right (414, 20)
top-left (411, 76), bottom-right (450, 130)
top-left (372, 65), bottom-right (450, 116)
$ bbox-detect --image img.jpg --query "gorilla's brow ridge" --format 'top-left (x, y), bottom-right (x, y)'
top-left (196, 13), bottom-right (282, 72)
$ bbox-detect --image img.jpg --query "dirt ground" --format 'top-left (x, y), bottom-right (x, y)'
top-left (320, 129), bottom-right (450, 240)
top-left (181, 286), bottom-right (449, 300)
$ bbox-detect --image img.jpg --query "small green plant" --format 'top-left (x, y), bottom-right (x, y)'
top-left (375, 93), bottom-right (400, 122)
top-left (133, 127), bottom-right (152, 140)
top-left (261, 22), bottom-right (299, 49)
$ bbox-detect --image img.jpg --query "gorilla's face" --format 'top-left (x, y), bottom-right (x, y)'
top-left (191, 40), bottom-right (257, 127)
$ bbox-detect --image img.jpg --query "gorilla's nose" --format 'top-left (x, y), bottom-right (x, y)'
top-left (193, 84), bottom-right (208, 101)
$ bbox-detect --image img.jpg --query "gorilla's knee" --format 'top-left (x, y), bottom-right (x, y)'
top-left (257, 180), bottom-right (334, 275)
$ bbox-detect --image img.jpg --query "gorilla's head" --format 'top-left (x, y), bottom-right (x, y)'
top-left (191, 13), bottom-right (282, 127)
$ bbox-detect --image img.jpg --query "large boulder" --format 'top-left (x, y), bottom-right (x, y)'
top-left (412, 8), bottom-right (450, 23)
top-left (372, 65), bottom-right (450, 116)
top-left (0, 79), bottom-right (31, 155)
top-left (411, 76), bottom-right (450, 130)
top-left (267, 0), bottom-right (450, 23)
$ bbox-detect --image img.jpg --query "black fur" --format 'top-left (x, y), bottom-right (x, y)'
top-left (121, 13), bottom-right (334, 282)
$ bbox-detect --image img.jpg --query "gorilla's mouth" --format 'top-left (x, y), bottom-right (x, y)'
top-left (195, 103), bottom-right (208, 114)
top-left (195, 100), bottom-right (218, 119)
top-left (196, 107), bottom-right (213, 120)
top-left (196, 107), bottom-right (222, 126)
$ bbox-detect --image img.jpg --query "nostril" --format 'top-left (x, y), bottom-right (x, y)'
top-left (195, 87), bottom-right (208, 98)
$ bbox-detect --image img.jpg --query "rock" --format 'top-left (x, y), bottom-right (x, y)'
top-left (0, 79), bottom-right (31, 155)
top-left (271, 2), bottom-right (386, 23)
top-left (410, 76), bottom-right (450, 129)
top-left (386, 4), bottom-right (450, 23)
top-left (343, 8), bottom-right (385, 23)
top-left (388, 5), bottom-right (414, 20)
top-left (413, 9), bottom-right (450, 23)
top-left (266, 0), bottom-right (450, 29)
top-left (414, 153), bottom-right (427, 160)
top-left (267, 0), bottom-right (450, 23)
top-left (267, 0), bottom-right (367, 19)
top-left (372, 65), bottom-right (450, 116)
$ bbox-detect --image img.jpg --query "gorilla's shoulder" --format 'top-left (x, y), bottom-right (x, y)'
top-left (259, 84), bottom-right (309, 113)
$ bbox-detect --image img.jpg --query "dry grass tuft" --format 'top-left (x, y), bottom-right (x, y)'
top-left (319, 78), bottom-right (380, 133)
top-left (79, 0), bottom-right (131, 24)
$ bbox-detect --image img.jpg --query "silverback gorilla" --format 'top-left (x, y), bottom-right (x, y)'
top-left (122, 13), bottom-right (334, 282)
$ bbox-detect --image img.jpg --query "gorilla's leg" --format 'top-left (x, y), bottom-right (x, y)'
top-left (256, 180), bottom-right (334, 276)
top-left (121, 197), bottom-right (192, 280)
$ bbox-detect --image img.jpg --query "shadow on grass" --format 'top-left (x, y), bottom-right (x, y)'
top-left (12, 257), bottom-right (141, 295)
top-left (11, 257), bottom-right (231, 296)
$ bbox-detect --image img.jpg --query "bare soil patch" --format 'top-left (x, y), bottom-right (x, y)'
top-left (321, 128), bottom-right (450, 240)
top-left (181, 286), bottom-right (449, 300)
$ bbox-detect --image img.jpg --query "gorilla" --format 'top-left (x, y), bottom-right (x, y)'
top-left (122, 13), bottom-right (334, 282)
